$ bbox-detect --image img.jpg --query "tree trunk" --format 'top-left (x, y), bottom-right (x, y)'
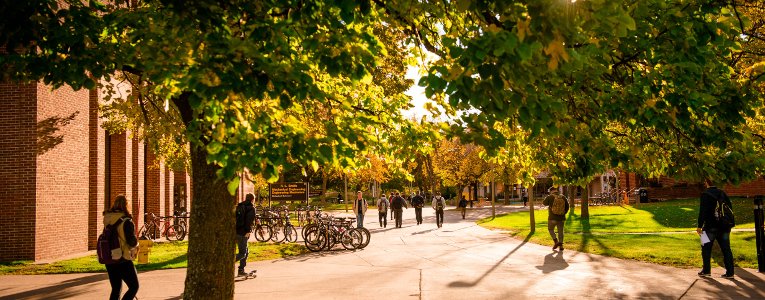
top-left (582, 185), bottom-right (590, 219)
top-left (490, 181), bottom-right (495, 218)
top-left (183, 143), bottom-right (236, 299)
top-left (320, 168), bottom-right (328, 204)
top-left (425, 154), bottom-right (436, 196)
top-left (529, 184), bottom-right (536, 232)
top-left (568, 185), bottom-right (576, 212)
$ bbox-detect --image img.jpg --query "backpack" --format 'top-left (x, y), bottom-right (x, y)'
top-left (435, 197), bottom-right (445, 210)
top-left (97, 218), bottom-right (125, 264)
top-left (379, 198), bottom-right (388, 211)
top-left (550, 194), bottom-right (566, 215)
top-left (707, 192), bottom-right (735, 229)
top-left (236, 203), bottom-right (246, 230)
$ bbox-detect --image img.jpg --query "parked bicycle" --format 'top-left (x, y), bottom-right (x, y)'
top-left (139, 212), bottom-right (186, 241)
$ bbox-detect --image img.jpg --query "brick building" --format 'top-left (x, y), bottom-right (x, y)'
top-left (0, 82), bottom-right (193, 262)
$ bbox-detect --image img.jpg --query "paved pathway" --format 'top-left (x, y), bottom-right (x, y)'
top-left (1, 206), bottom-right (764, 300)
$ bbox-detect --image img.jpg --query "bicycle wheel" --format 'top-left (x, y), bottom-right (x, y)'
top-left (341, 228), bottom-right (363, 250)
top-left (166, 224), bottom-right (186, 241)
top-left (357, 227), bottom-right (371, 249)
top-left (284, 225), bottom-right (299, 243)
top-left (254, 224), bottom-right (272, 242)
top-left (271, 222), bottom-right (286, 243)
top-left (304, 226), bottom-right (326, 252)
top-left (141, 224), bottom-right (159, 240)
top-left (301, 223), bottom-right (317, 240)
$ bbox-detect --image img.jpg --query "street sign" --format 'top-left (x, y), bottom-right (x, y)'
top-left (269, 182), bottom-right (309, 203)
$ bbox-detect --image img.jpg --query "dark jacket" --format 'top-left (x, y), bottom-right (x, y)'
top-left (543, 193), bottom-right (570, 221)
top-left (458, 199), bottom-right (468, 208)
top-left (698, 187), bottom-right (732, 231)
top-left (236, 201), bottom-right (257, 235)
top-left (391, 196), bottom-right (408, 210)
top-left (412, 194), bottom-right (425, 208)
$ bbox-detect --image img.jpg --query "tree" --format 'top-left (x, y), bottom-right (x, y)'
top-left (1, 1), bottom-right (414, 298)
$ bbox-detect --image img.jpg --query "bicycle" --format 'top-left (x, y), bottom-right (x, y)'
top-left (140, 212), bottom-right (186, 241)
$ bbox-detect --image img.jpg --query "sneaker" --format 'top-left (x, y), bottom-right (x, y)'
top-left (558, 243), bottom-right (564, 251)
top-left (552, 241), bottom-right (559, 251)
top-left (237, 270), bottom-right (247, 277)
top-left (697, 271), bottom-right (711, 277)
top-left (721, 273), bottom-right (734, 279)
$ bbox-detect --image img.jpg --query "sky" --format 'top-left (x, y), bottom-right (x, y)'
top-left (402, 65), bottom-right (431, 119)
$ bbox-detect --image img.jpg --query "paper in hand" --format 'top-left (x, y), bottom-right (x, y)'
top-left (700, 231), bottom-right (711, 245)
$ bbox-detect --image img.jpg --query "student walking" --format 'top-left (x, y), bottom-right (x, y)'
top-left (432, 192), bottom-right (446, 228)
top-left (458, 197), bottom-right (468, 219)
top-left (543, 187), bottom-right (570, 251)
top-left (391, 192), bottom-right (408, 228)
top-left (697, 182), bottom-right (735, 278)
top-left (103, 195), bottom-right (140, 300)
top-left (412, 192), bottom-right (425, 225)
top-left (235, 193), bottom-right (257, 276)
top-left (377, 193), bottom-right (389, 228)
top-left (353, 191), bottom-right (368, 228)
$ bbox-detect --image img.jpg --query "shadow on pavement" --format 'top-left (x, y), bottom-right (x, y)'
top-left (535, 251), bottom-right (568, 274)
top-left (0, 273), bottom-right (107, 300)
top-left (447, 232), bottom-right (533, 288)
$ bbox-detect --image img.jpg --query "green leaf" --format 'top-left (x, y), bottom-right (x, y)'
top-left (227, 176), bottom-right (240, 195)
top-left (207, 141), bottom-right (223, 154)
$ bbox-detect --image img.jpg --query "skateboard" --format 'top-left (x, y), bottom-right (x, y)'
top-left (237, 270), bottom-right (257, 280)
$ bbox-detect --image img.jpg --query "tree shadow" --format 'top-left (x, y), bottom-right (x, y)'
top-left (0, 273), bottom-right (107, 299)
top-left (535, 251), bottom-right (568, 274)
top-left (447, 232), bottom-right (533, 288)
top-left (36, 112), bottom-right (79, 156)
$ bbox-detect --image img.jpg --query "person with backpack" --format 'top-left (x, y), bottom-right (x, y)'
top-left (432, 192), bottom-right (447, 228)
top-left (353, 191), bottom-right (368, 228)
top-left (377, 193), bottom-right (389, 228)
top-left (458, 197), bottom-right (468, 219)
top-left (697, 182), bottom-right (735, 278)
top-left (412, 192), bottom-right (425, 225)
top-left (391, 192), bottom-right (409, 228)
top-left (101, 195), bottom-right (139, 300)
top-left (543, 186), bottom-right (570, 251)
top-left (235, 193), bottom-right (257, 277)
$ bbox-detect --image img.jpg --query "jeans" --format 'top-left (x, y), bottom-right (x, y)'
top-left (379, 211), bottom-right (387, 227)
top-left (235, 234), bottom-right (249, 271)
top-left (356, 211), bottom-right (365, 228)
top-left (435, 209), bottom-right (444, 227)
top-left (391, 208), bottom-right (395, 220)
top-left (105, 260), bottom-right (139, 300)
top-left (548, 219), bottom-right (564, 243)
top-left (460, 207), bottom-right (466, 219)
top-left (394, 209), bottom-right (404, 228)
top-left (701, 227), bottom-right (734, 275)
top-left (415, 207), bottom-right (423, 224)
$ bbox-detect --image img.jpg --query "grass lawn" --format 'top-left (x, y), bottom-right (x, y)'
top-left (479, 198), bottom-right (760, 269)
top-left (0, 241), bottom-right (308, 275)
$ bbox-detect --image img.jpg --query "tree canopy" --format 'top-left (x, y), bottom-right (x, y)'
top-left (2, 0), bottom-right (764, 299)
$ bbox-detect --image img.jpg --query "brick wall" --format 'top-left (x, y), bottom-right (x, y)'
top-left (34, 83), bottom-right (90, 261)
top-left (0, 82), bottom-right (38, 261)
top-left (88, 89), bottom-right (106, 249)
top-left (145, 151), bottom-right (165, 223)
top-left (724, 177), bottom-right (765, 197)
top-left (131, 137), bottom-right (143, 228)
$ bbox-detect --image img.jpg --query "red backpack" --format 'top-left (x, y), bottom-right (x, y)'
top-left (97, 218), bottom-right (125, 264)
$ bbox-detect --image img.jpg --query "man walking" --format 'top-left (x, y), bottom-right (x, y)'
top-left (353, 191), bottom-right (368, 228)
top-left (432, 192), bottom-right (446, 228)
top-left (235, 193), bottom-right (257, 276)
top-left (389, 192), bottom-right (396, 221)
top-left (697, 181), bottom-right (735, 278)
top-left (377, 193), bottom-right (389, 228)
top-left (542, 186), bottom-right (569, 251)
top-left (412, 192), bottom-right (425, 225)
top-left (391, 192), bottom-right (408, 228)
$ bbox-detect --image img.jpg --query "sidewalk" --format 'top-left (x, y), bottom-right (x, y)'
top-left (1, 206), bottom-right (763, 299)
